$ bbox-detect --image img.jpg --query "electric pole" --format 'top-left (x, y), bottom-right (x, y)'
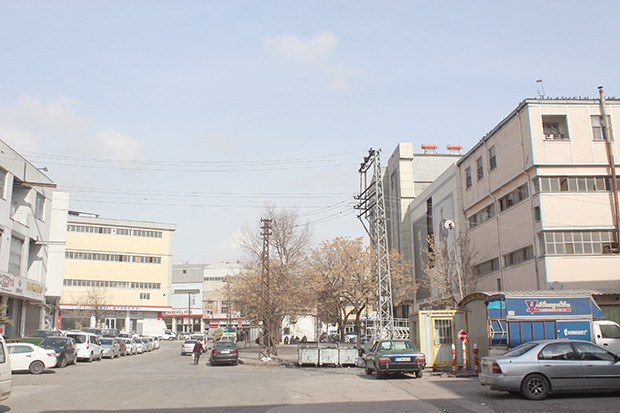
top-left (259, 218), bottom-right (277, 359)
top-left (354, 148), bottom-right (395, 341)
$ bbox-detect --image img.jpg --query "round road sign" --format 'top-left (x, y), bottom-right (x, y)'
top-left (457, 329), bottom-right (468, 341)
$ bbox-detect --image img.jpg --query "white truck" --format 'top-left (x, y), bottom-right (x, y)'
top-left (136, 319), bottom-right (175, 340)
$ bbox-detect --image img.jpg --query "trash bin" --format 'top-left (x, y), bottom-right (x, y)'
top-left (339, 347), bottom-right (358, 366)
top-left (319, 347), bottom-right (339, 366)
top-left (298, 345), bottom-right (318, 366)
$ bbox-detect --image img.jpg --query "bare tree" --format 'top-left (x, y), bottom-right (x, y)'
top-left (421, 232), bottom-right (478, 308)
top-left (231, 206), bottom-right (313, 346)
top-left (71, 286), bottom-right (114, 329)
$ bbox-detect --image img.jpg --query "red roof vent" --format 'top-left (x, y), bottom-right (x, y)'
top-left (447, 144), bottom-right (463, 154)
top-left (421, 144), bottom-right (438, 154)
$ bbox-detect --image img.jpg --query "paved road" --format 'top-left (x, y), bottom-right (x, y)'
top-left (2, 340), bottom-right (619, 413)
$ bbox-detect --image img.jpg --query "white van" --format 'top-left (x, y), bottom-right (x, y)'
top-left (593, 320), bottom-right (620, 354)
top-left (65, 332), bottom-right (102, 362)
top-left (0, 335), bottom-right (11, 401)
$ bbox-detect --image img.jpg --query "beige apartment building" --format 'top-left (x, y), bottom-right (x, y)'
top-left (458, 97), bottom-right (620, 292)
top-left (60, 212), bottom-right (176, 332)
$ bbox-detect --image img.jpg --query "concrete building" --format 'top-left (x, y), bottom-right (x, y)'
top-left (59, 212), bottom-right (175, 332)
top-left (457, 97), bottom-right (620, 292)
top-left (0, 139), bottom-right (68, 336)
top-left (382, 142), bottom-right (463, 315)
top-left (169, 262), bottom-right (243, 336)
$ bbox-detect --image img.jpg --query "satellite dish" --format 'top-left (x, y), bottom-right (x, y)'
top-left (551, 281), bottom-right (563, 290)
top-left (444, 220), bottom-right (455, 230)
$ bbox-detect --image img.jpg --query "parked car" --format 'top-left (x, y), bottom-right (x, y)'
top-left (99, 338), bottom-right (121, 358)
top-left (209, 341), bottom-right (238, 366)
top-left (65, 332), bottom-right (102, 362)
top-left (142, 337), bottom-right (154, 352)
top-left (122, 338), bottom-right (137, 356)
top-left (363, 339), bottom-right (426, 379)
top-left (219, 335), bottom-right (235, 344)
top-left (150, 336), bottom-right (160, 349)
top-left (134, 338), bottom-right (146, 354)
top-left (6, 343), bottom-right (57, 374)
top-left (0, 335), bottom-right (12, 401)
top-left (101, 328), bottom-right (120, 338)
top-left (480, 339), bottom-right (620, 400)
top-left (181, 340), bottom-right (196, 356)
top-left (38, 337), bottom-right (78, 368)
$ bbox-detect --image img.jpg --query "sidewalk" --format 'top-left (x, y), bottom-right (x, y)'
top-left (237, 341), bottom-right (299, 367)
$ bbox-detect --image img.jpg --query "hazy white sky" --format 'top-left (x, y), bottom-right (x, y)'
top-left (2, 0), bottom-right (620, 264)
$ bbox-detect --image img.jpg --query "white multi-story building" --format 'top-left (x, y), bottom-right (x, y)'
top-left (0, 139), bottom-right (68, 336)
top-left (458, 97), bottom-right (620, 292)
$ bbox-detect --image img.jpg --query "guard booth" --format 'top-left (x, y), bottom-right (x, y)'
top-left (410, 310), bottom-right (467, 370)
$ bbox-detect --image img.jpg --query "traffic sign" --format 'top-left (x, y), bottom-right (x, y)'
top-left (457, 329), bottom-right (469, 341)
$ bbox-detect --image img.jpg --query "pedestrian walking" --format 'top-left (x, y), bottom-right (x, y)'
top-left (192, 339), bottom-right (204, 365)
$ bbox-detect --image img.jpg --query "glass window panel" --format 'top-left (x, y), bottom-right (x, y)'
top-left (573, 232), bottom-right (582, 242)
top-left (541, 178), bottom-right (551, 192)
top-left (583, 232), bottom-right (591, 241)
top-left (564, 232), bottom-right (573, 242)
top-left (601, 232), bottom-right (611, 242)
top-left (593, 243), bottom-right (602, 254)
top-left (565, 243), bottom-right (574, 254)
top-left (568, 177), bottom-right (578, 191)
top-left (556, 243), bottom-right (565, 254)
top-left (574, 243), bottom-right (583, 254)
top-left (592, 232), bottom-right (600, 241)
top-left (550, 178), bottom-right (560, 192)
top-left (584, 243), bottom-right (593, 254)
top-left (577, 177), bottom-right (586, 191)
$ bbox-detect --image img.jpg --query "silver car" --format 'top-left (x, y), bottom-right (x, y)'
top-left (479, 339), bottom-right (620, 400)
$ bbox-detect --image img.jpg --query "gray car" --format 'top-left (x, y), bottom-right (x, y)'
top-left (479, 339), bottom-right (620, 400)
top-left (99, 337), bottom-right (121, 358)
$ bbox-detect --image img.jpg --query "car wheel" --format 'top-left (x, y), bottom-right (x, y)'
top-left (72, 356), bottom-right (77, 365)
top-left (373, 363), bottom-right (382, 379)
top-left (58, 356), bottom-right (67, 368)
top-left (414, 370), bottom-right (423, 378)
top-left (29, 360), bottom-right (45, 374)
top-left (521, 373), bottom-right (550, 400)
top-left (364, 361), bottom-right (373, 375)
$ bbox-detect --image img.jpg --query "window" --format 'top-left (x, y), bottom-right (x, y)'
top-left (542, 115), bottom-right (569, 140)
top-left (468, 203), bottom-right (496, 229)
top-left (498, 184), bottom-right (529, 212)
top-left (535, 176), bottom-right (610, 193)
top-left (0, 168), bottom-right (6, 199)
top-left (8, 237), bottom-right (23, 276)
top-left (465, 167), bottom-right (472, 189)
top-left (139, 293), bottom-right (150, 300)
top-left (534, 206), bottom-right (541, 222)
top-left (573, 342), bottom-right (616, 361)
top-left (472, 258), bottom-right (499, 276)
top-left (503, 245), bottom-right (534, 268)
top-left (539, 230), bottom-right (618, 256)
top-left (476, 157), bottom-right (484, 181)
top-left (539, 343), bottom-right (577, 360)
top-left (34, 192), bottom-right (45, 220)
top-left (592, 115), bottom-right (611, 141)
top-left (488, 146), bottom-right (497, 171)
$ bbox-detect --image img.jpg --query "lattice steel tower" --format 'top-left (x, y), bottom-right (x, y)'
top-left (354, 148), bottom-right (394, 340)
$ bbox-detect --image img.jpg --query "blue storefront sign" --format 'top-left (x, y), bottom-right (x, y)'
top-left (557, 320), bottom-right (592, 341)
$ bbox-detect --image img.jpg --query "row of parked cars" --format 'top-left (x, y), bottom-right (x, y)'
top-left (6, 329), bottom-right (161, 374)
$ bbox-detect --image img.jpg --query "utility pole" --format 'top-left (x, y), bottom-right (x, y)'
top-left (259, 218), bottom-right (277, 359)
top-left (599, 86), bottom-right (620, 249)
top-left (354, 148), bottom-right (395, 341)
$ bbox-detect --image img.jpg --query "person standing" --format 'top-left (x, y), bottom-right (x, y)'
top-left (192, 339), bottom-right (204, 365)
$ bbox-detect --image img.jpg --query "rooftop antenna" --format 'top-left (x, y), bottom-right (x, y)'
top-left (536, 79), bottom-right (546, 99)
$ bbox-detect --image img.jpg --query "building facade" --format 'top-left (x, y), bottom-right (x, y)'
top-left (169, 262), bottom-right (243, 336)
top-left (457, 97), bottom-right (620, 292)
top-left (0, 139), bottom-right (68, 337)
top-left (60, 212), bottom-right (176, 332)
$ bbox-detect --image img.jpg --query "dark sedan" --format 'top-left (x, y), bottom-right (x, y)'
top-left (363, 339), bottom-right (426, 379)
top-left (38, 337), bottom-right (78, 368)
top-left (480, 339), bottom-right (620, 400)
top-left (209, 341), bottom-right (238, 366)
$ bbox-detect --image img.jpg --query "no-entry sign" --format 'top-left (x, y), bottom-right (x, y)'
top-left (458, 329), bottom-right (469, 341)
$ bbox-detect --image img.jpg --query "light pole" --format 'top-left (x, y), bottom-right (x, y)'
top-left (174, 289), bottom-right (199, 334)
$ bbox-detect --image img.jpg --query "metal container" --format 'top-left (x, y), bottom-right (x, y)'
top-left (319, 347), bottom-right (339, 366)
top-left (298, 345), bottom-right (318, 366)
top-left (339, 347), bottom-right (358, 366)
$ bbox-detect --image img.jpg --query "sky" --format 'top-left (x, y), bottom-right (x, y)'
top-left (2, 0), bottom-right (620, 264)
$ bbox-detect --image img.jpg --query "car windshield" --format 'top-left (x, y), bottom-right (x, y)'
top-left (100, 338), bottom-right (113, 345)
top-left (214, 341), bottom-right (235, 349)
top-left (378, 340), bottom-right (415, 351)
top-left (39, 338), bottom-right (68, 348)
top-left (66, 334), bottom-right (86, 344)
top-left (503, 341), bottom-right (539, 357)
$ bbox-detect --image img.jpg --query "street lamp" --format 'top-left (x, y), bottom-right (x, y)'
top-left (174, 289), bottom-right (199, 334)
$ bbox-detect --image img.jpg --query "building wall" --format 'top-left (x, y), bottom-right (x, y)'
top-left (60, 214), bottom-right (175, 332)
top-left (0, 139), bottom-right (60, 336)
top-left (457, 98), bottom-right (620, 293)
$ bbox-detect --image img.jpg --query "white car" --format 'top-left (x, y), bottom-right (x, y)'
top-left (6, 343), bottom-right (57, 374)
top-left (150, 337), bottom-right (160, 349)
top-left (65, 332), bottom-right (102, 362)
top-left (134, 338), bottom-right (145, 354)
top-left (122, 338), bottom-right (137, 355)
